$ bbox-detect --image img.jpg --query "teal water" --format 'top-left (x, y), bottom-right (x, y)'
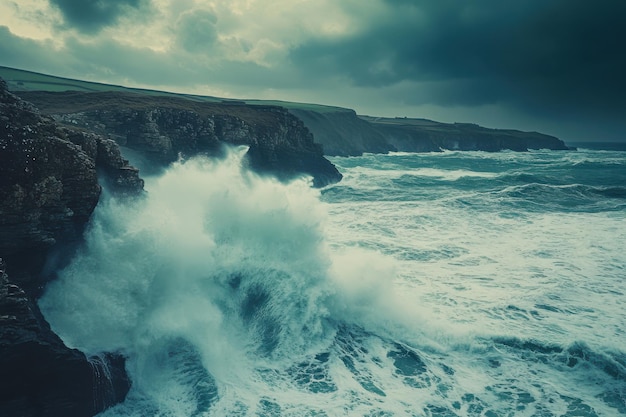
top-left (39, 146), bottom-right (625, 416)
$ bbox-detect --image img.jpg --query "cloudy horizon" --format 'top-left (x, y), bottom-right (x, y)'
top-left (1, 0), bottom-right (625, 142)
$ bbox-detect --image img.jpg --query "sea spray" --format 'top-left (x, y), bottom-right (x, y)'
top-left (39, 148), bottom-right (414, 415)
top-left (38, 147), bottom-right (626, 416)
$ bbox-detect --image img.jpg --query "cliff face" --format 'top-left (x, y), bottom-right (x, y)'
top-left (287, 108), bottom-right (568, 156)
top-left (0, 78), bottom-right (137, 416)
top-left (1, 83), bottom-right (344, 415)
top-left (288, 108), bottom-right (393, 156)
top-left (1, 84), bottom-right (143, 292)
top-left (363, 117), bottom-right (569, 153)
top-left (16, 91), bottom-right (342, 187)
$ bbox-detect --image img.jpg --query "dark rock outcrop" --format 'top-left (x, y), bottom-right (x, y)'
top-left (63, 128), bottom-right (144, 195)
top-left (0, 258), bottom-right (130, 417)
top-left (16, 90), bottom-right (343, 187)
top-left (1, 80), bottom-right (143, 292)
top-left (1, 81), bottom-right (99, 292)
top-left (1, 78), bottom-right (136, 416)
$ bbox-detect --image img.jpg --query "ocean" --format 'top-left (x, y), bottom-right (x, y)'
top-left (39, 144), bottom-right (626, 416)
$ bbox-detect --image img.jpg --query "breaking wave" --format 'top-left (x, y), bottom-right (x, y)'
top-left (38, 146), bottom-right (626, 416)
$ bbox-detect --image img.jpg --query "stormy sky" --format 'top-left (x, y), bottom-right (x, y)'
top-left (1, 0), bottom-right (625, 142)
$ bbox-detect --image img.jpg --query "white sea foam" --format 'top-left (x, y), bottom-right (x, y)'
top-left (38, 146), bottom-right (626, 416)
top-left (39, 148), bottom-right (435, 415)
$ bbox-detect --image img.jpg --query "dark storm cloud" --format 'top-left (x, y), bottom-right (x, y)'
top-left (291, 0), bottom-right (626, 121)
top-left (49, 0), bottom-right (148, 33)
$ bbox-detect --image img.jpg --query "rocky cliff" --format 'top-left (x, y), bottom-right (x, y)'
top-left (0, 78), bottom-right (139, 416)
top-left (288, 108), bottom-right (568, 156)
top-left (1, 83), bottom-right (143, 292)
top-left (289, 108), bottom-right (393, 156)
top-left (1, 81), bottom-right (345, 416)
top-left (362, 116), bottom-right (569, 153)
top-left (16, 91), bottom-right (343, 187)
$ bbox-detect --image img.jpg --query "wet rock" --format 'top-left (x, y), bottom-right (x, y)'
top-left (1, 78), bottom-right (135, 416)
top-left (1, 79), bottom-right (143, 291)
top-left (0, 258), bottom-right (130, 417)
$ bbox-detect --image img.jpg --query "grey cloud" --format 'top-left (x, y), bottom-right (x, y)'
top-left (0, 26), bottom-right (301, 95)
top-left (176, 10), bottom-right (219, 53)
top-left (49, 0), bottom-right (148, 33)
top-left (0, 27), bottom-right (193, 87)
top-left (0, 26), bottom-right (80, 73)
top-left (61, 36), bottom-right (200, 85)
top-left (63, 38), bottom-right (302, 90)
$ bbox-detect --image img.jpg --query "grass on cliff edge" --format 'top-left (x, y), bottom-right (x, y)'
top-left (0, 66), bottom-right (348, 114)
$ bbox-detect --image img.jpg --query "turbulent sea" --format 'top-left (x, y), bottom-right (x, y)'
top-left (39, 143), bottom-right (626, 416)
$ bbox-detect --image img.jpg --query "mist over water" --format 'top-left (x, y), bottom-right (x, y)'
top-left (39, 147), bottom-right (626, 416)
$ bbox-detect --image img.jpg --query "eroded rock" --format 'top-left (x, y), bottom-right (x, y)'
top-left (0, 258), bottom-right (130, 417)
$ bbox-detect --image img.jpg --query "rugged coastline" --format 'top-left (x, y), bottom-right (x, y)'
top-left (15, 90), bottom-right (343, 188)
top-left (0, 79), bottom-right (344, 416)
top-left (290, 109), bottom-right (569, 156)
top-left (1, 72), bottom-right (571, 416)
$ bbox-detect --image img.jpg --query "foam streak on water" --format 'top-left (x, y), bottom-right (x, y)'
top-left (39, 146), bottom-right (626, 416)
